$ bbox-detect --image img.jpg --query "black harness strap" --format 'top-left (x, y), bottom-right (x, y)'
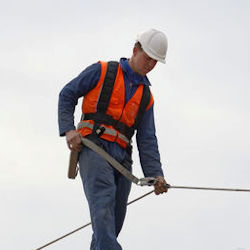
top-left (96, 61), bottom-right (119, 113)
top-left (134, 85), bottom-right (151, 129)
top-left (88, 61), bottom-right (119, 137)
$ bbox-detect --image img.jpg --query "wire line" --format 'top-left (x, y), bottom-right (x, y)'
top-left (35, 190), bottom-right (154, 250)
top-left (170, 185), bottom-right (250, 192)
top-left (35, 185), bottom-right (250, 249)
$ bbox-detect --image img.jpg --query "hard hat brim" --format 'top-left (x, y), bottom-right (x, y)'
top-left (142, 47), bottom-right (166, 64)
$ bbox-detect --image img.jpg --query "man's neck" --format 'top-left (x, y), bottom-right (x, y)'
top-left (128, 57), bottom-right (139, 75)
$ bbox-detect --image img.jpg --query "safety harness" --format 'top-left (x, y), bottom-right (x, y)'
top-left (69, 61), bottom-right (153, 180)
top-left (80, 61), bottom-right (151, 146)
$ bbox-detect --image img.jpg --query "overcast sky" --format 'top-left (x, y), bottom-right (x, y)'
top-left (1, 0), bottom-right (250, 249)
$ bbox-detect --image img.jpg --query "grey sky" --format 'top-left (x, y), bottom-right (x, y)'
top-left (1, 0), bottom-right (250, 249)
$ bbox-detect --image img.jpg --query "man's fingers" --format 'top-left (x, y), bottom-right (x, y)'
top-left (66, 130), bottom-right (82, 147)
top-left (70, 143), bottom-right (82, 152)
top-left (154, 178), bottom-right (168, 195)
top-left (75, 144), bottom-right (82, 152)
top-left (75, 136), bottom-right (82, 144)
top-left (67, 142), bottom-right (73, 150)
top-left (155, 187), bottom-right (167, 195)
top-left (67, 141), bottom-right (82, 152)
top-left (66, 131), bottom-right (82, 152)
top-left (67, 137), bottom-right (81, 146)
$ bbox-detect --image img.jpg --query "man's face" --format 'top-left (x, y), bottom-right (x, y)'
top-left (133, 47), bottom-right (157, 76)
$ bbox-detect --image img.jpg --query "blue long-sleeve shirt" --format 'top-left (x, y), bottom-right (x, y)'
top-left (58, 58), bottom-right (164, 177)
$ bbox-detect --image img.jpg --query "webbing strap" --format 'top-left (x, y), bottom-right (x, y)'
top-left (77, 121), bottom-right (130, 143)
top-left (134, 85), bottom-right (151, 129)
top-left (81, 137), bottom-right (140, 184)
top-left (97, 61), bottom-right (119, 114)
top-left (81, 137), bottom-right (156, 186)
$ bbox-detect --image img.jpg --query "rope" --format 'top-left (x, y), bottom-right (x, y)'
top-left (35, 190), bottom-right (154, 250)
top-left (35, 223), bottom-right (91, 250)
top-left (35, 185), bottom-right (250, 249)
top-left (170, 185), bottom-right (250, 192)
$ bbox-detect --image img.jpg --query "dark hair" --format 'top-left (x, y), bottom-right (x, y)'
top-left (135, 41), bottom-right (142, 50)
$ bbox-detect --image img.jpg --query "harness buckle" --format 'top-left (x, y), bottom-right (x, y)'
top-left (95, 126), bottom-right (106, 136)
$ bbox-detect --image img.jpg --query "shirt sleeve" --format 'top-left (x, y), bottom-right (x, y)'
top-left (58, 62), bottom-right (101, 136)
top-left (136, 104), bottom-right (164, 177)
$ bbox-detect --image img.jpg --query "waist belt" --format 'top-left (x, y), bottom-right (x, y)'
top-left (77, 121), bottom-right (130, 144)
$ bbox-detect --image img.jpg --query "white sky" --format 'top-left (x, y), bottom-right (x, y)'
top-left (1, 0), bottom-right (250, 249)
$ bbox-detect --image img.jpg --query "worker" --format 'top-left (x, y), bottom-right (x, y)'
top-left (58, 28), bottom-right (168, 250)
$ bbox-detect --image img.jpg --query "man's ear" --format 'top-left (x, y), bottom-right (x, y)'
top-left (133, 46), bottom-right (137, 56)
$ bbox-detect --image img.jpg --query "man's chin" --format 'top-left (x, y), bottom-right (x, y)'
top-left (140, 69), bottom-right (149, 76)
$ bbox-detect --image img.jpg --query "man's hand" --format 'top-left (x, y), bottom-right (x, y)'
top-left (65, 130), bottom-right (82, 152)
top-left (154, 176), bottom-right (168, 195)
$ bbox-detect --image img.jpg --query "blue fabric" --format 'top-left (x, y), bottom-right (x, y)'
top-left (58, 58), bottom-right (164, 249)
top-left (136, 103), bottom-right (163, 177)
top-left (79, 146), bottom-right (132, 250)
top-left (58, 63), bottom-right (101, 135)
top-left (120, 58), bottom-right (151, 104)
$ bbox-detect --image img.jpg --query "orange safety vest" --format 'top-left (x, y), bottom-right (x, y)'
top-left (77, 61), bottom-right (153, 148)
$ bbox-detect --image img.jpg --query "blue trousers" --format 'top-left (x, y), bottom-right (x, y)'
top-left (79, 146), bottom-right (132, 250)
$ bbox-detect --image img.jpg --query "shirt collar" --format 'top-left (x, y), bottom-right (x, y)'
top-left (119, 58), bottom-right (151, 86)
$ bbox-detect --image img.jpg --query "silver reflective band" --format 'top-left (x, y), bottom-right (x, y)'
top-left (118, 132), bottom-right (130, 144)
top-left (102, 127), bottom-right (117, 137)
top-left (77, 121), bottom-right (93, 130)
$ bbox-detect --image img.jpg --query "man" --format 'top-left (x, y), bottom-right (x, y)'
top-left (58, 28), bottom-right (168, 250)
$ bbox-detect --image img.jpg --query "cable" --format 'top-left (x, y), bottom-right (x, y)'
top-left (35, 223), bottom-right (91, 250)
top-left (35, 190), bottom-right (154, 250)
top-left (170, 185), bottom-right (250, 192)
top-left (35, 185), bottom-right (250, 249)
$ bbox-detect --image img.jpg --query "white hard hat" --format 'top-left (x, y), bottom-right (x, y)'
top-left (136, 29), bottom-right (168, 63)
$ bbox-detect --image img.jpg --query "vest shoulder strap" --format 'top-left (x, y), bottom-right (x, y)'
top-left (97, 61), bottom-right (119, 114)
top-left (134, 85), bottom-right (151, 129)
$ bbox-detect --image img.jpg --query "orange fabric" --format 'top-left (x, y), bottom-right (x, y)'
top-left (78, 61), bottom-right (153, 148)
top-left (100, 132), bottom-right (117, 143)
top-left (115, 136), bottom-right (128, 149)
top-left (82, 61), bottom-right (107, 113)
top-left (119, 85), bottom-right (144, 126)
top-left (77, 120), bottom-right (94, 138)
